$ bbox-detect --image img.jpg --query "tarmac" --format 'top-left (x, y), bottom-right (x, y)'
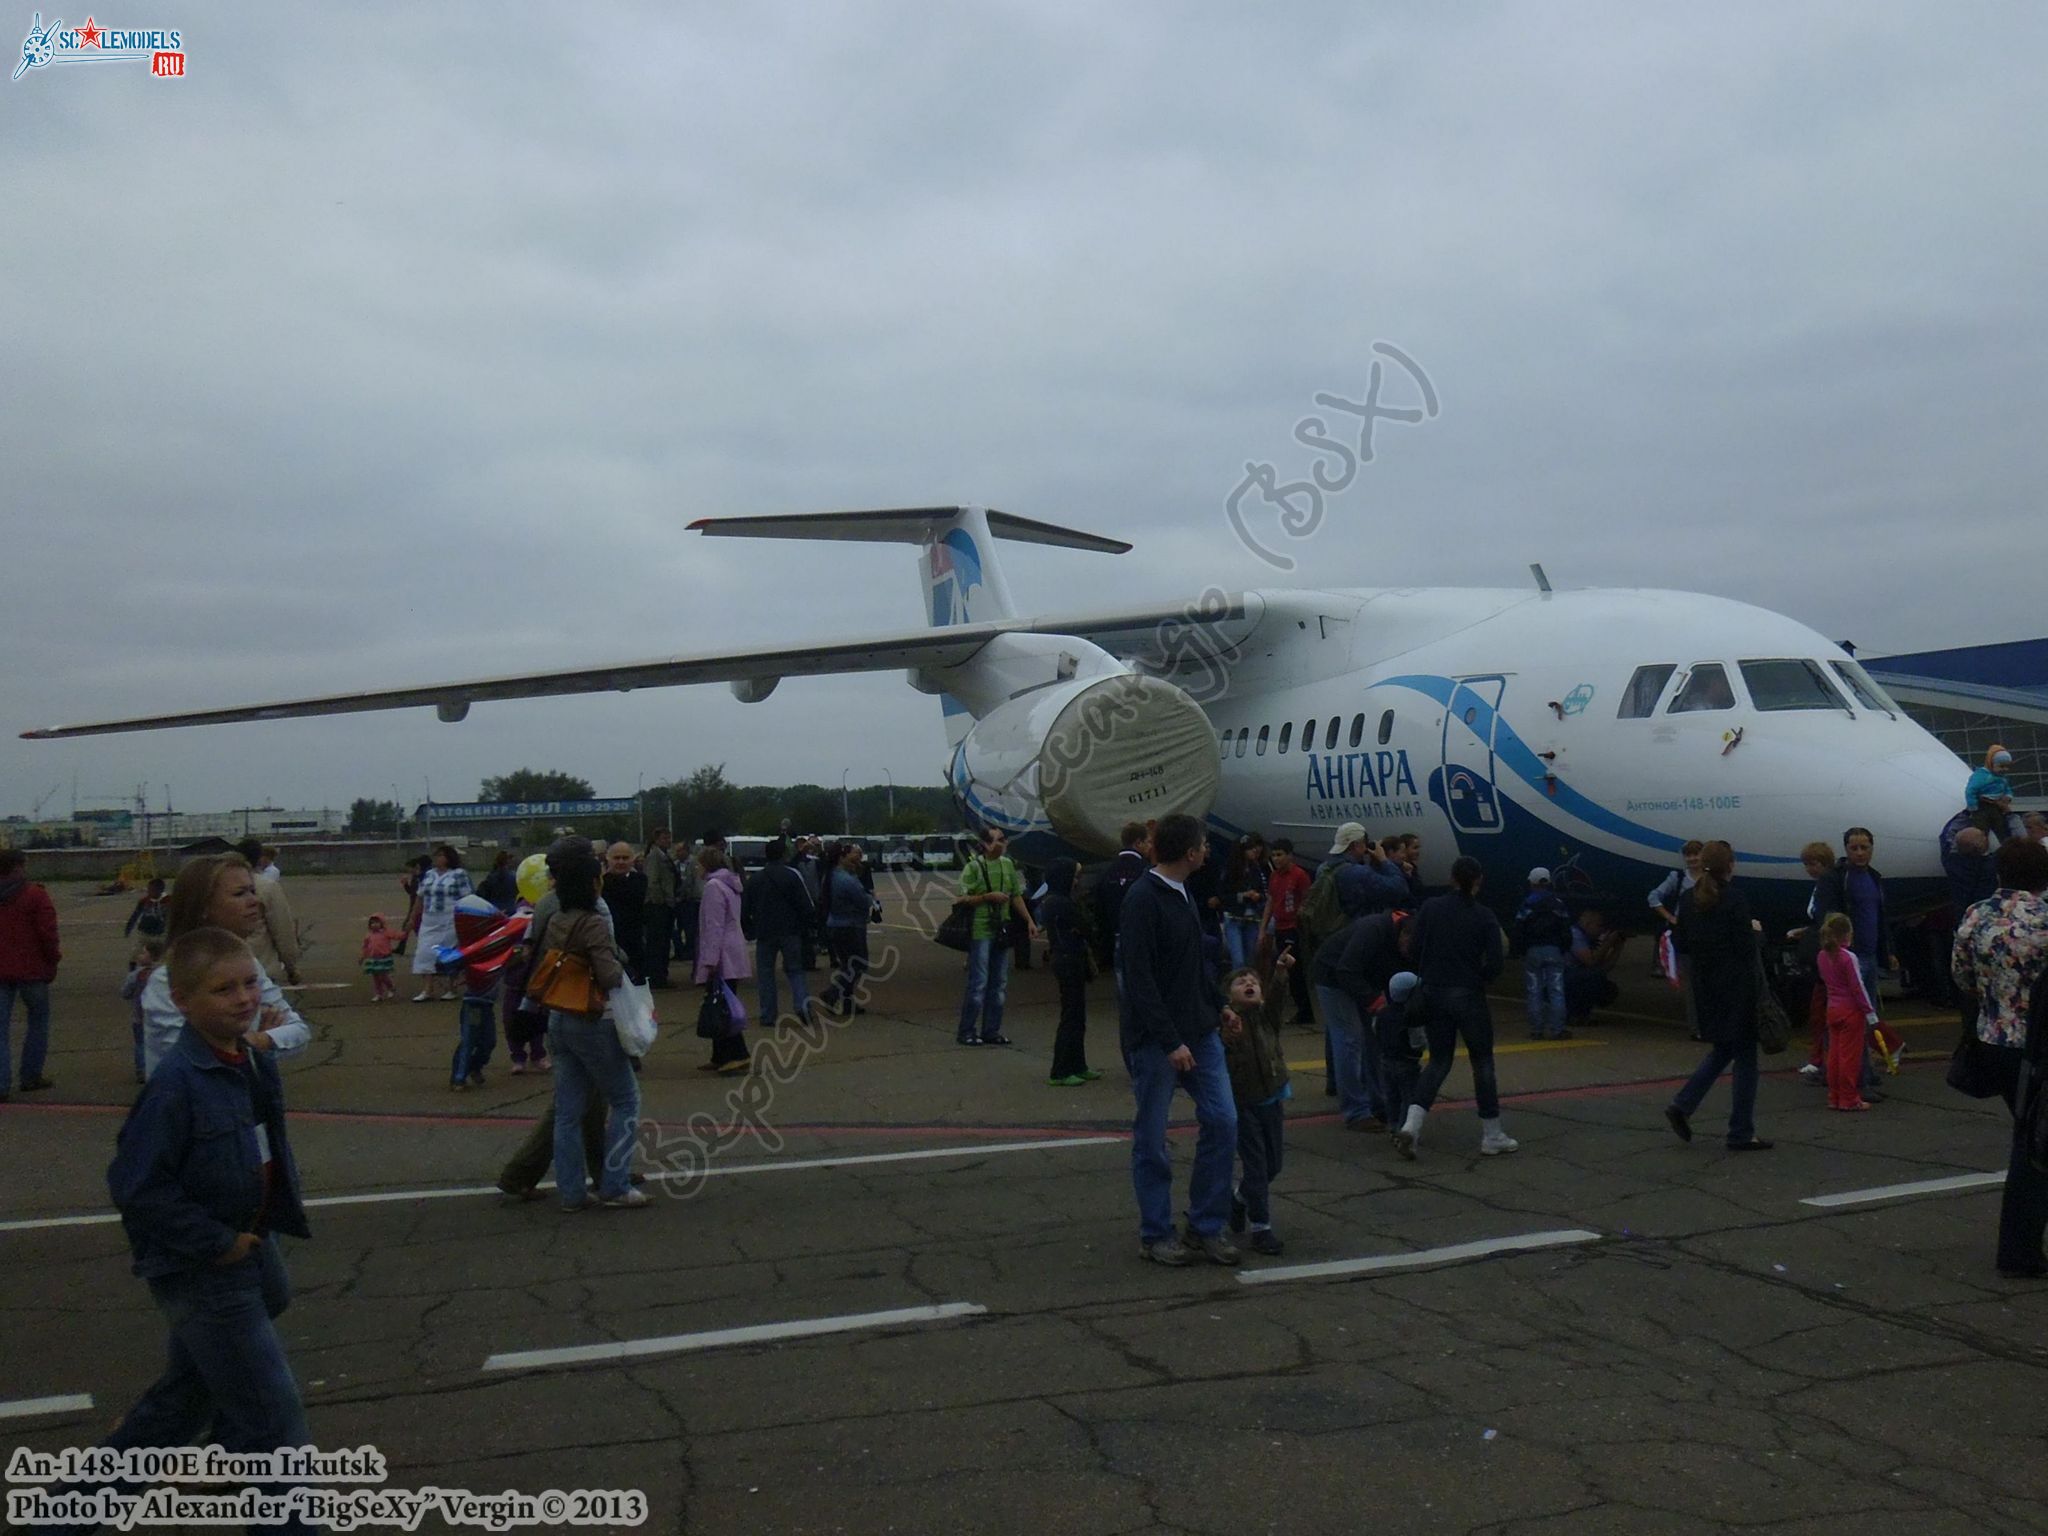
top-left (2, 871), bottom-right (2045, 1536)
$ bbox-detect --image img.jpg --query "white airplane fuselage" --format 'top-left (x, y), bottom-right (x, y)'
top-left (992, 583), bottom-right (1965, 930)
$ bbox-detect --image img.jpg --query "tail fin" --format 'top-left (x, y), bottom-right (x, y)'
top-left (690, 505), bottom-right (1130, 744)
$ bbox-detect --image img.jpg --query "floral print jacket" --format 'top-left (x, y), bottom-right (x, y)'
top-left (1952, 889), bottom-right (2048, 1049)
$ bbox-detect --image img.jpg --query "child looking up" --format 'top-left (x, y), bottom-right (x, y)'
top-left (1220, 955), bottom-right (1293, 1255)
top-left (100, 927), bottom-right (313, 1475)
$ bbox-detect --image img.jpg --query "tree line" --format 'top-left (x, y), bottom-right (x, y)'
top-left (345, 764), bottom-right (963, 846)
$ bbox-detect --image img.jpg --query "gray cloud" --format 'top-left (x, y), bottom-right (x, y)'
top-left (3, 2), bottom-right (2043, 817)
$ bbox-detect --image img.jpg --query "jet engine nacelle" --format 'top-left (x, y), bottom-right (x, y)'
top-left (948, 671), bottom-right (1221, 857)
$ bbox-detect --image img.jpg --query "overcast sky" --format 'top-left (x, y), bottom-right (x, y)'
top-left (3, 3), bottom-right (2042, 820)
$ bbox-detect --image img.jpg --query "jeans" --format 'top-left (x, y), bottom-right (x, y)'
top-left (1524, 946), bottom-right (1566, 1037)
top-left (1050, 956), bottom-right (1090, 1078)
top-left (451, 996), bottom-right (496, 1084)
top-left (643, 904), bottom-right (673, 986)
top-left (547, 1011), bottom-right (641, 1206)
top-left (960, 936), bottom-right (1011, 1041)
top-left (1127, 1031), bottom-right (1239, 1242)
top-left (1671, 1038), bottom-right (1760, 1145)
top-left (1236, 1098), bottom-right (1285, 1229)
top-left (1222, 916), bottom-right (1260, 972)
top-left (756, 933), bottom-right (811, 1024)
top-left (104, 1236), bottom-right (311, 1530)
top-left (1314, 983), bottom-right (1381, 1124)
top-left (0, 980), bottom-right (51, 1093)
top-left (1411, 985), bottom-right (1501, 1119)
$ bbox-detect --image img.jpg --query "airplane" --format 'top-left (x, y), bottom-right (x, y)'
top-left (23, 505), bottom-right (1966, 930)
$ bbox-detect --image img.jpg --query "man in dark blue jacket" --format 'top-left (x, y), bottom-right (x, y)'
top-left (743, 838), bottom-right (815, 1026)
top-left (1119, 813), bottom-right (1241, 1266)
top-left (98, 927), bottom-right (313, 1503)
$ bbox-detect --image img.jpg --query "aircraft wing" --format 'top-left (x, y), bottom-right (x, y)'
top-left (19, 624), bottom-right (1011, 740)
top-left (19, 598), bottom-right (1263, 740)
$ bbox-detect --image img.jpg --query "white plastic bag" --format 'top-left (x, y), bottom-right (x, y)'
top-left (608, 980), bottom-right (659, 1057)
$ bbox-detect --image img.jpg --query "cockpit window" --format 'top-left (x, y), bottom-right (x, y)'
top-left (1667, 663), bottom-right (1736, 713)
top-left (1617, 664), bottom-right (1677, 719)
top-left (1830, 660), bottom-right (1898, 716)
top-left (1739, 659), bottom-right (1849, 712)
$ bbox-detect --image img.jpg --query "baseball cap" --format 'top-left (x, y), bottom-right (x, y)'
top-left (1328, 822), bottom-right (1368, 855)
top-left (1528, 866), bottom-right (1551, 885)
top-left (1388, 972), bottom-right (1419, 1003)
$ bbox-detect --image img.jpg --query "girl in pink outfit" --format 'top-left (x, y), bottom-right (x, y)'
top-left (361, 913), bottom-right (400, 1001)
top-left (1816, 913), bottom-right (1878, 1111)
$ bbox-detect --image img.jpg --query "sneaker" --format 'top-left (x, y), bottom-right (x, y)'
top-left (601, 1188), bottom-right (651, 1209)
top-left (956, 1036), bottom-right (980, 1047)
top-left (496, 1181), bottom-right (544, 1203)
top-left (450, 1080), bottom-right (468, 1092)
top-left (1179, 1226), bottom-right (1242, 1266)
top-left (716, 1058), bottom-right (750, 1075)
top-left (1728, 1137), bottom-right (1775, 1152)
top-left (466, 1072), bottom-right (485, 1088)
top-left (509, 1062), bottom-right (527, 1076)
top-left (534, 1056), bottom-right (551, 1073)
top-left (1249, 1229), bottom-right (1284, 1257)
top-left (1479, 1126), bottom-right (1519, 1156)
top-left (412, 992), bottom-right (432, 1003)
top-left (1047, 1075), bottom-right (1087, 1087)
top-left (1798, 1063), bottom-right (1823, 1082)
top-left (1139, 1237), bottom-right (1192, 1266)
top-left (1664, 1105), bottom-right (1693, 1143)
top-left (981, 1034), bottom-right (1013, 1047)
top-left (1079, 1068), bottom-right (1104, 1081)
top-left (559, 1198), bottom-right (594, 1214)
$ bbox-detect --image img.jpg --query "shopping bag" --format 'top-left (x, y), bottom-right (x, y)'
top-left (607, 980), bottom-right (659, 1058)
top-left (1656, 931), bottom-right (1682, 990)
top-left (696, 985), bottom-right (731, 1040)
top-left (720, 980), bottom-right (749, 1035)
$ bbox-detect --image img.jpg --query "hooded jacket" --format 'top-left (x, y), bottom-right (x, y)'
top-left (0, 875), bottom-right (61, 984)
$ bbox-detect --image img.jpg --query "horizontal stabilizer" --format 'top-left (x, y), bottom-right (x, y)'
top-left (690, 506), bottom-right (1131, 554)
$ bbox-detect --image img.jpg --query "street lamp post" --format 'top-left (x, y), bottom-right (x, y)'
top-left (841, 769), bottom-right (851, 835)
top-left (636, 772), bottom-right (645, 846)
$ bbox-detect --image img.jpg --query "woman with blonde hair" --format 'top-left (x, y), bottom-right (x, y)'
top-left (1664, 841), bottom-right (1772, 1151)
top-left (139, 853), bottom-right (311, 1076)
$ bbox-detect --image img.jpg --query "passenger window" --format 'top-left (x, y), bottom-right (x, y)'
top-left (1617, 664), bottom-right (1677, 719)
top-left (1218, 729), bottom-right (1230, 757)
top-left (1277, 722), bottom-right (1292, 753)
top-left (1377, 709), bottom-right (1394, 745)
top-left (1830, 660), bottom-right (1898, 716)
top-left (1348, 713), bottom-right (1365, 748)
top-left (1235, 728), bottom-right (1249, 758)
top-left (1324, 719), bottom-right (1339, 750)
top-left (1668, 663), bottom-right (1736, 713)
top-left (1740, 659), bottom-right (1848, 712)
top-left (1302, 719), bottom-right (1316, 751)
top-left (1255, 725), bottom-right (1270, 756)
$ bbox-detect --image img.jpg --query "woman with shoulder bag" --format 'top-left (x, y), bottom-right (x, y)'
top-left (535, 841), bottom-right (643, 1211)
top-left (1665, 841), bottom-right (1773, 1152)
top-left (694, 846), bottom-right (753, 1074)
top-left (1950, 837), bottom-right (2048, 1278)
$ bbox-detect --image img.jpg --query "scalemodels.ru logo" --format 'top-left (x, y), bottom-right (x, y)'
top-left (13, 11), bottom-right (185, 80)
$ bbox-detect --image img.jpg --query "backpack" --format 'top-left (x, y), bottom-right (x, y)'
top-left (1512, 893), bottom-right (1573, 955)
top-left (1298, 862), bottom-right (1346, 952)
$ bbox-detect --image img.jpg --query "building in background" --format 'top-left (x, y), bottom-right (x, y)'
top-left (1869, 637), bottom-right (2048, 807)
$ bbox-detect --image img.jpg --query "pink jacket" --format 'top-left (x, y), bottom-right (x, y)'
top-left (694, 868), bottom-right (753, 983)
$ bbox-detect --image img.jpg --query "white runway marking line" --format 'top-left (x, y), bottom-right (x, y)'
top-left (0, 1136), bottom-right (1124, 1234)
top-left (1239, 1228), bottom-right (1603, 1286)
top-left (0, 1393), bottom-right (93, 1421)
top-left (483, 1302), bottom-right (987, 1372)
top-left (1801, 1170), bottom-right (2006, 1209)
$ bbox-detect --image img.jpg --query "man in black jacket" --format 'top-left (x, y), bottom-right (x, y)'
top-left (1092, 821), bottom-right (1152, 975)
top-left (1119, 813), bottom-right (1242, 1267)
top-left (743, 839), bottom-right (814, 1026)
top-left (602, 843), bottom-right (649, 985)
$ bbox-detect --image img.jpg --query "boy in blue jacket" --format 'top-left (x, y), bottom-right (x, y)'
top-left (100, 926), bottom-right (313, 1476)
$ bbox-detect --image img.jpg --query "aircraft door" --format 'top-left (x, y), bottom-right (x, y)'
top-left (1438, 674), bottom-right (1507, 835)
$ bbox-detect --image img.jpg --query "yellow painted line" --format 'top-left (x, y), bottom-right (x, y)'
top-left (1286, 1038), bottom-right (1605, 1071)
